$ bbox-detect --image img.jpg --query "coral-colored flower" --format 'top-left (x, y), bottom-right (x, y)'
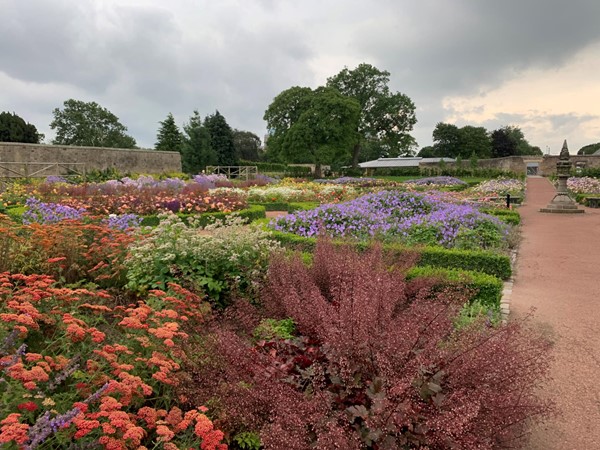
top-left (156, 425), bottom-right (175, 442)
top-left (0, 413), bottom-right (29, 444)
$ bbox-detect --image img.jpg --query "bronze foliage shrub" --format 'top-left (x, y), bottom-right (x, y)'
top-left (182, 240), bottom-right (553, 449)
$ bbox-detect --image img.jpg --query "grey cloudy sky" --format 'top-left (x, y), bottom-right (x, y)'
top-left (2, 0), bottom-right (600, 154)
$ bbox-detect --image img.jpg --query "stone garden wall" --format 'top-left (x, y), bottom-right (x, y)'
top-left (0, 142), bottom-right (182, 177)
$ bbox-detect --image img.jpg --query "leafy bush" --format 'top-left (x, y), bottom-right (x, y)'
top-left (0, 275), bottom-right (226, 449)
top-left (481, 208), bottom-right (521, 225)
top-left (125, 213), bottom-right (281, 306)
top-left (185, 240), bottom-right (552, 449)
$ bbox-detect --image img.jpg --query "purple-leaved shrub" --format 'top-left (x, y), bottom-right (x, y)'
top-left (183, 240), bottom-right (553, 449)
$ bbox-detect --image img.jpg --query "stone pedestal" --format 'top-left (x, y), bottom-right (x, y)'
top-left (540, 140), bottom-right (584, 214)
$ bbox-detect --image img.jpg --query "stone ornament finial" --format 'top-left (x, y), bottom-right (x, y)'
top-left (559, 140), bottom-right (570, 160)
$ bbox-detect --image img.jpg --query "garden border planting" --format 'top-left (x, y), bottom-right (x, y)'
top-left (267, 230), bottom-right (512, 279)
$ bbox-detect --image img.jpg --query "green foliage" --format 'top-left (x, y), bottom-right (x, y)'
top-left (253, 318), bottom-right (295, 341)
top-left (233, 130), bottom-right (262, 161)
top-left (432, 122), bottom-right (461, 157)
top-left (265, 86), bottom-right (360, 177)
top-left (181, 110), bottom-right (218, 174)
top-left (577, 142), bottom-right (600, 155)
top-left (232, 431), bottom-right (262, 450)
top-left (4, 206), bottom-right (26, 223)
top-left (481, 208), bottom-right (521, 225)
top-left (266, 231), bottom-right (512, 279)
top-left (287, 202), bottom-right (319, 212)
top-left (417, 245), bottom-right (511, 279)
top-left (406, 265), bottom-right (504, 308)
top-left (453, 221), bottom-right (506, 251)
top-left (125, 213), bottom-right (280, 307)
top-left (326, 63), bottom-right (418, 164)
top-left (155, 112), bottom-right (183, 152)
top-left (454, 300), bottom-right (502, 330)
top-left (0, 111), bottom-right (43, 143)
top-left (205, 110), bottom-right (238, 166)
top-left (140, 204), bottom-right (266, 227)
top-left (50, 99), bottom-right (137, 148)
top-left (239, 160), bottom-right (287, 172)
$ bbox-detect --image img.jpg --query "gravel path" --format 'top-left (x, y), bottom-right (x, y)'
top-left (510, 177), bottom-right (600, 449)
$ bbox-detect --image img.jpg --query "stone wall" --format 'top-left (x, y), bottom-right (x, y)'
top-left (421, 154), bottom-right (600, 175)
top-left (0, 142), bottom-right (182, 177)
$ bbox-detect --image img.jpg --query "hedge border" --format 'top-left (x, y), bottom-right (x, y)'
top-left (406, 266), bottom-right (503, 308)
top-left (266, 230), bottom-right (512, 279)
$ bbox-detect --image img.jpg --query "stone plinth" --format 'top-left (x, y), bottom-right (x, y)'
top-left (540, 140), bottom-right (584, 214)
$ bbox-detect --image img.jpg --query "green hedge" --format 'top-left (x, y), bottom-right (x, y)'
top-left (406, 266), bottom-right (503, 308)
top-left (287, 202), bottom-right (319, 212)
top-left (481, 208), bottom-right (521, 225)
top-left (266, 231), bottom-right (512, 279)
top-left (140, 205), bottom-right (266, 227)
top-left (250, 202), bottom-right (290, 211)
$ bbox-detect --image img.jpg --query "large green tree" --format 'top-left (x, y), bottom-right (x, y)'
top-left (578, 142), bottom-right (600, 155)
top-left (181, 110), bottom-right (217, 174)
top-left (432, 122), bottom-right (461, 158)
top-left (326, 63), bottom-right (417, 165)
top-left (233, 130), bottom-right (262, 161)
top-left (0, 112), bottom-right (43, 143)
top-left (265, 86), bottom-right (360, 177)
top-left (458, 125), bottom-right (492, 159)
top-left (263, 86), bottom-right (313, 162)
top-left (155, 112), bottom-right (183, 152)
top-left (49, 99), bottom-right (136, 148)
top-left (204, 111), bottom-right (237, 166)
top-left (490, 127), bottom-right (517, 158)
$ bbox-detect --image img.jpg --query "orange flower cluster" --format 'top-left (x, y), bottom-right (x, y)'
top-left (0, 273), bottom-right (226, 449)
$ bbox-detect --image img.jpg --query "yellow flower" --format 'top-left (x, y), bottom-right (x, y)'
top-left (42, 397), bottom-right (56, 407)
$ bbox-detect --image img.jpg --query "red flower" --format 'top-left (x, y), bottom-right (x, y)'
top-left (17, 401), bottom-right (38, 412)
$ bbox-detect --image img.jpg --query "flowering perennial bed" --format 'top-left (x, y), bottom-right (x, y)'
top-left (566, 176), bottom-right (600, 194)
top-left (270, 190), bottom-right (510, 250)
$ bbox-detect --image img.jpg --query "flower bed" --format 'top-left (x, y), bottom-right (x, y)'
top-left (270, 190), bottom-right (510, 250)
top-left (0, 275), bottom-right (226, 449)
top-left (566, 176), bottom-right (600, 194)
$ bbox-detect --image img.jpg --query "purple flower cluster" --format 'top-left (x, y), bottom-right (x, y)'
top-left (44, 176), bottom-right (68, 184)
top-left (22, 197), bottom-right (86, 225)
top-left (405, 176), bottom-right (467, 186)
top-left (270, 190), bottom-right (508, 248)
top-left (192, 173), bottom-right (229, 189)
top-left (102, 213), bottom-right (142, 231)
top-left (120, 175), bottom-right (186, 191)
top-left (314, 177), bottom-right (378, 184)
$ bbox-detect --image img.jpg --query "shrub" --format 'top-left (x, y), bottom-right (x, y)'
top-left (125, 213), bottom-right (281, 307)
top-left (186, 240), bottom-right (552, 448)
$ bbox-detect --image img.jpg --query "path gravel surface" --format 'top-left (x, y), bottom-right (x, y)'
top-left (510, 177), bottom-right (600, 450)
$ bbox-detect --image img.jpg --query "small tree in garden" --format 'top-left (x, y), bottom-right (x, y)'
top-left (185, 240), bottom-right (553, 449)
top-left (204, 111), bottom-right (238, 166)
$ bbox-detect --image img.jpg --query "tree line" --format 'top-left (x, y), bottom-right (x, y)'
top-left (5, 61), bottom-right (596, 173)
top-left (418, 123), bottom-right (543, 159)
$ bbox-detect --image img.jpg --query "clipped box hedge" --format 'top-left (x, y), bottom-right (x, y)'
top-left (406, 266), bottom-right (503, 308)
top-left (481, 208), bottom-right (521, 225)
top-left (266, 230), bottom-right (512, 279)
top-left (140, 204), bottom-right (266, 227)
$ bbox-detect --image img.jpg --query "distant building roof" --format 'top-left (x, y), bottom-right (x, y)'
top-left (593, 148), bottom-right (600, 155)
top-left (358, 157), bottom-right (455, 169)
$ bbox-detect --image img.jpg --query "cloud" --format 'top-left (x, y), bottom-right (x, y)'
top-left (1, 0), bottom-right (600, 152)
